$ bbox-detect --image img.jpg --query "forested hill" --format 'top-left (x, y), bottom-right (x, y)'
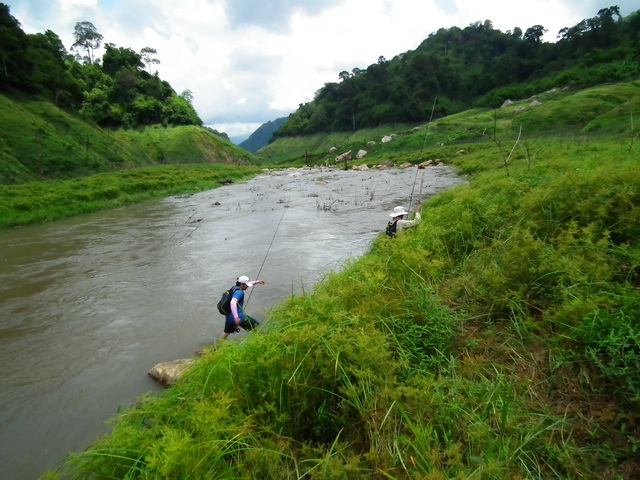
top-left (274, 5), bottom-right (640, 138)
top-left (0, 3), bottom-right (202, 129)
top-left (0, 3), bottom-right (259, 184)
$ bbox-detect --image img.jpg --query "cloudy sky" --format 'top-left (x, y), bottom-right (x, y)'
top-left (10, 0), bottom-right (638, 140)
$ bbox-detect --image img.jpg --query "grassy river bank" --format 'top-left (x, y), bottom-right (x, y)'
top-left (41, 131), bottom-right (640, 479)
top-left (0, 164), bottom-right (261, 229)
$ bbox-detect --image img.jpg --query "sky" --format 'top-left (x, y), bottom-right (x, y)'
top-left (10, 0), bottom-right (639, 141)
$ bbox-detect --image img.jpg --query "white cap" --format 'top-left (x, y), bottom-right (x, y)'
top-left (389, 206), bottom-right (408, 217)
top-left (237, 275), bottom-right (250, 285)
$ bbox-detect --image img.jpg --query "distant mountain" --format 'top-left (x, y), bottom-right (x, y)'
top-left (239, 117), bottom-right (287, 153)
top-left (230, 133), bottom-right (251, 145)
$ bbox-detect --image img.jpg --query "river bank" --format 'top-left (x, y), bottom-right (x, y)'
top-left (0, 165), bottom-right (464, 480)
top-left (42, 136), bottom-right (640, 479)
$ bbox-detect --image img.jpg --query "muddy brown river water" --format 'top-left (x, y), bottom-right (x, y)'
top-left (0, 166), bottom-right (464, 479)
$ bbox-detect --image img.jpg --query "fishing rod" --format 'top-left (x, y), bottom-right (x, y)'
top-left (408, 97), bottom-right (437, 215)
top-left (244, 206), bottom-right (286, 308)
top-left (407, 164), bottom-right (420, 215)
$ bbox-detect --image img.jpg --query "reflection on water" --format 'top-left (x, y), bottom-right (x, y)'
top-left (0, 166), bottom-right (464, 479)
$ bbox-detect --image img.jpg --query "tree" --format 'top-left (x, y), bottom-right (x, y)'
top-left (180, 89), bottom-right (193, 104)
top-left (524, 25), bottom-right (547, 43)
top-left (102, 43), bottom-right (143, 76)
top-left (140, 47), bottom-right (160, 74)
top-left (27, 30), bottom-right (82, 106)
top-left (0, 3), bottom-right (30, 91)
top-left (163, 94), bottom-right (202, 125)
top-left (511, 27), bottom-right (523, 40)
top-left (72, 21), bottom-right (103, 64)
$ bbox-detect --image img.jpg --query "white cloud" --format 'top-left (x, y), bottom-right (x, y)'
top-left (10, 0), bottom-right (640, 137)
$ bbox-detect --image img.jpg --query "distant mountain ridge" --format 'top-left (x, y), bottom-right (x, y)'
top-left (239, 117), bottom-right (287, 153)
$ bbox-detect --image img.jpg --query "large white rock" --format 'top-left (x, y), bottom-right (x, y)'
top-left (148, 358), bottom-right (194, 387)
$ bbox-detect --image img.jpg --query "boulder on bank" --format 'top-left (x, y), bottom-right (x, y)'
top-left (148, 358), bottom-right (193, 387)
top-left (335, 150), bottom-right (352, 163)
top-left (352, 164), bottom-right (369, 171)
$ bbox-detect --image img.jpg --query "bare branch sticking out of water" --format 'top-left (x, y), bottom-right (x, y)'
top-left (316, 199), bottom-right (338, 211)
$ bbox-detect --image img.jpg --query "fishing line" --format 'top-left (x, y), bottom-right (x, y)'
top-left (245, 206), bottom-right (286, 308)
top-left (407, 164), bottom-right (420, 214)
top-left (409, 97), bottom-right (437, 214)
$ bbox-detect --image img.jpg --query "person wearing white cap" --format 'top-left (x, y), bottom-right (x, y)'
top-left (385, 204), bottom-right (422, 238)
top-left (219, 275), bottom-right (265, 340)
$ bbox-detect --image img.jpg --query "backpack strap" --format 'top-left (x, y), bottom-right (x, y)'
top-left (386, 219), bottom-right (398, 237)
top-left (229, 285), bottom-right (244, 308)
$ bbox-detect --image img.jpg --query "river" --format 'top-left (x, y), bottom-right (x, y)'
top-left (0, 165), bottom-right (463, 479)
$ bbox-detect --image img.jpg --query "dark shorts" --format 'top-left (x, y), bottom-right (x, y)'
top-left (240, 316), bottom-right (260, 331)
top-left (224, 315), bottom-right (260, 334)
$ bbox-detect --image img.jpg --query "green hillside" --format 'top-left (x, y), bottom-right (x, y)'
top-left (259, 81), bottom-right (640, 166)
top-left (0, 94), bottom-right (148, 183)
top-left (0, 94), bottom-right (260, 228)
top-left (0, 94), bottom-right (257, 185)
top-left (273, 6), bottom-right (640, 137)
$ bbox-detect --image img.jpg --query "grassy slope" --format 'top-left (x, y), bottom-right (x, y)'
top-left (0, 94), bottom-right (151, 183)
top-left (259, 82), bottom-right (640, 167)
top-left (45, 80), bottom-right (640, 479)
top-left (0, 94), bottom-right (259, 185)
top-left (114, 125), bottom-right (258, 166)
top-left (0, 94), bottom-right (262, 228)
top-left (256, 123), bottom-right (421, 165)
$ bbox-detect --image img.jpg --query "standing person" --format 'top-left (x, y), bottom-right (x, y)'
top-left (219, 275), bottom-right (265, 340)
top-left (386, 205), bottom-right (422, 238)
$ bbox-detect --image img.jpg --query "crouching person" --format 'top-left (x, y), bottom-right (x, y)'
top-left (219, 275), bottom-right (265, 340)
